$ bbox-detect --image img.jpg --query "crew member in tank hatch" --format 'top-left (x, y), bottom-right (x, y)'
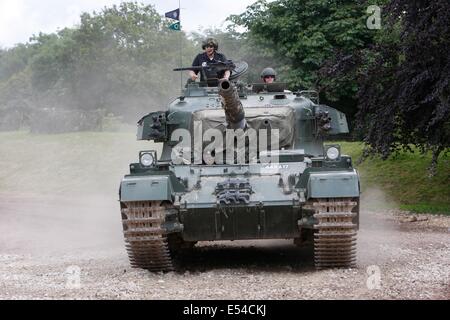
top-left (189, 37), bottom-right (230, 82)
top-left (261, 67), bottom-right (277, 84)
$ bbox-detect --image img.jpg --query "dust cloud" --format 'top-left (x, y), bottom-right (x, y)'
top-left (0, 132), bottom-right (162, 258)
top-left (0, 194), bottom-right (124, 256)
top-left (357, 187), bottom-right (404, 267)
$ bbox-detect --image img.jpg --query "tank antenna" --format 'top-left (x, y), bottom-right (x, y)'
top-left (179, 0), bottom-right (183, 92)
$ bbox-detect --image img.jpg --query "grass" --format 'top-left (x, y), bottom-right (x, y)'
top-left (0, 131), bottom-right (448, 214)
top-left (0, 130), bottom-right (160, 196)
top-left (399, 204), bottom-right (450, 214)
top-left (339, 141), bottom-right (450, 215)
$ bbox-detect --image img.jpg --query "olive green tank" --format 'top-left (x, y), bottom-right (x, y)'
top-left (119, 61), bottom-right (360, 271)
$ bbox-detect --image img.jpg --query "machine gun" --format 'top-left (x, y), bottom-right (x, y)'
top-left (174, 60), bottom-right (248, 87)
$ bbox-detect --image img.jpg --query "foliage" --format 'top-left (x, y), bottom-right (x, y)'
top-left (0, 44), bottom-right (36, 82)
top-left (227, 0), bottom-right (376, 119)
top-left (355, 0), bottom-right (450, 172)
top-left (229, 0), bottom-right (449, 169)
top-left (0, 2), bottom-right (197, 127)
top-left (339, 141), bottom-right (450, 214)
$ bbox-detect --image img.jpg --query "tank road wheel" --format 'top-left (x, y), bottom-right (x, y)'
top-left (312, 198), bottom-right (358, 269)
top-left (121, 201), bottom-right (178, 272)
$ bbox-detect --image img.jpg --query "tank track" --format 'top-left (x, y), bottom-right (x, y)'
top-left (121, 201), bottom-right (175, 272)
top-left (313, 198), bottom-right (358, 269)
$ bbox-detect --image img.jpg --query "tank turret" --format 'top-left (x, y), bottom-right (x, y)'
top-left (218, 79), bottom-right (246, 129)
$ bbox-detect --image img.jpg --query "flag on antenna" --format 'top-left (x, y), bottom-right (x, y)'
top-left (165, 8), bottom-right (180, 21)
top-left (169, 22), bottom-right (181, 31)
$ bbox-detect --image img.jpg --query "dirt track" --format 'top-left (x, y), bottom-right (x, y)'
top-left (0, 193), bottom-right (449, 300)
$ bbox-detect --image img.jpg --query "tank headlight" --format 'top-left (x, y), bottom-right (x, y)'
top-left (325, 145), bottom-right (340, 161)
top-left (140, 151), bottom-right (157, 167)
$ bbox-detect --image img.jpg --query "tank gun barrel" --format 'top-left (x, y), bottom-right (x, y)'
top-left (218, 79), bottom-right (246, 129)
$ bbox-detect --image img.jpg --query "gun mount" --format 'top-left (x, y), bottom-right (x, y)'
top-left (174, 60), bottom-right (248, 87)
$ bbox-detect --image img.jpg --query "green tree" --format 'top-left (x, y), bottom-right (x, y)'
top-left (0, 45), bottom-right (36, 118)
top-left (68, 2), bottom-right (196, 118)
top-left (356, 0), bottom-right (450, 172)
top-left (23, 2), bottom-right (196, 121)
top-left (0, 44), bottom-right (36, 82)
top-left (228, 0), bottom-right (377, 122)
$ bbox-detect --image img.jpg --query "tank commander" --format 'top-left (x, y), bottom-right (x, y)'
top-left (261, 67), bottom-right (277, 83)
top-left (189, 37), bottom-right (230, 82)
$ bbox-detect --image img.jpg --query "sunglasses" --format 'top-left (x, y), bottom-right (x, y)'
top-left (206, 44), bottom-right (215, 48)
top-left (264, 75), bottom-right (275, 79)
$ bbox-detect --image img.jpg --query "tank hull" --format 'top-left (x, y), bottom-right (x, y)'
top-left (120, 159), bottom-right (360, 242)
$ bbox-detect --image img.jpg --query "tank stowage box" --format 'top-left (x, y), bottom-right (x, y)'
top-left (119, 61), bottom-right (360, 271)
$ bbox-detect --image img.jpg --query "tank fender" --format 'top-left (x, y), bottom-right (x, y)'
top-left (120, 175), bottom-right (177, 202)
top-left (302, 169), bottom-right (360, 199)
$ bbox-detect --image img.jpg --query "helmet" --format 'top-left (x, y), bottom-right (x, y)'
top-left (202, 37), bottom-right (219, 50)
top-left (261, 67), bottom-right (277, 79)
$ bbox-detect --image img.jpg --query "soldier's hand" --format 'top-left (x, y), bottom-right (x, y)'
top-left (220, 73), bottom-right (230, 81)
top-left (191, 74), bottom-right (199, 81)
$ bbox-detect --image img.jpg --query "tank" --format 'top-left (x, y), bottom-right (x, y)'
top-left (119, 61), bottom-right (360, 271)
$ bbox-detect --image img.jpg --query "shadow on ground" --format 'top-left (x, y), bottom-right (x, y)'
top-left (174, 240), bottom-right (315, 273)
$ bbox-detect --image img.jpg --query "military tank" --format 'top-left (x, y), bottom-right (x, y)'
top-left (119, 61), bottom-right (360, 271)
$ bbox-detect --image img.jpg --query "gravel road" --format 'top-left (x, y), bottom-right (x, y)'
top-left (0, 192), bottom-right (448, 300)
